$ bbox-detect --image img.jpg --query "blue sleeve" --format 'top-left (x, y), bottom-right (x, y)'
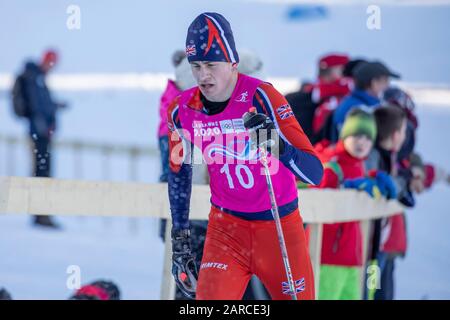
top-left (168, 161), bottom-right (193, 230)
top-left (167, 101), bottom-right (193, 231)
top-left (279, 142), bottom-right (324, 186)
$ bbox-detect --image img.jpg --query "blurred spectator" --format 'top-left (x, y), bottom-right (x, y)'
top-left (383, 87), bottom-right (450, 191)
top-left (0, 287), bottom-right (12, 300)
top-left (69, 280), bottom-right (121, 300)
top-left (157, 50), bottom-right (187, 183)
top-left (237, 49), bottom-right (265, 79)
top-left (331, 61), bottom-right (400, 142)
top-left (286, 53), bottom-right (352, 144)
top-left (366, 105), bottom-right (408, 300)
top-left (314, 109), bottom-right (379, 300)
top-left (423, 161), bottom-right (450, 189)
top-left (11, 49), bottom-right (66, 228)
top-left (383, 87), bottom-right (418, 161)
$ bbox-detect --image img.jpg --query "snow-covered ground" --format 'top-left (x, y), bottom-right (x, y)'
top-left (0, 215), bottom-right (164, 300)
top-left (1, 0), bottom-right (449, 299)
top-left (395, 108), bottom-right (450, 299)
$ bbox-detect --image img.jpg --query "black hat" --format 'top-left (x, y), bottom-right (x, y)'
top-left (343, 58), bottom-right (367, 77)
top-left (354, 61), bottom-right (400, 83)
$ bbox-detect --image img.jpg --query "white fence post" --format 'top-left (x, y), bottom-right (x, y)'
top-left (360, 219), bottom-right (372, 299)
top-left (160, 218), bottom-right (176, 300)
top-left (128, 147), bottom-right (140, 235)
top-left (308, 223), bottom-right (323, 299)
top-left (6, 136), bottom-right (18, 176)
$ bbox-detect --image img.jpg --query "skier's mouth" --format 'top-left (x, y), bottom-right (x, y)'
top-left (200, 83), bottom-right (215, 90)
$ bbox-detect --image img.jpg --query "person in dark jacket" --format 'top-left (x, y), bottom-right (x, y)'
top-left (15, 49), bottom-right (65, 228)
top-left (365, 105), bottom-right (409, 300)
top-left (331, 61), bottom-right (400, 142)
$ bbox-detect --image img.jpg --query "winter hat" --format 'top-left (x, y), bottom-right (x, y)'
top-left (69, 280), bottom-right (121, 300)
top-left (318, 53), bottom-right (349, 70)
top-left (41, 49), bottom-right (58, 67)
top-left (185, 12), bottom-right (239, 63)
top-left (340, 108), bottom-right (377, 142)
top-left (90, 280), bottom-right (120, 300)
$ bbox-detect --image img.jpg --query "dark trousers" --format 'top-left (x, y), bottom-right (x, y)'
top-left (30, 135), bottom-right (54, 224)
top-left (374, 252), bottom-right (396, 300)
top-left (31, 135), bottom-right (52, 177)
top-left (158, 136), bottom-right (169, 183)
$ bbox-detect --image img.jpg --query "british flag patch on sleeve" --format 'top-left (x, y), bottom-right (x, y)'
top-left (276, 104), bottom-right (294, 120)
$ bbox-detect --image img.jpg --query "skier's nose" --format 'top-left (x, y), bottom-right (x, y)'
top-left (198, 65), bottom-right (211, 81)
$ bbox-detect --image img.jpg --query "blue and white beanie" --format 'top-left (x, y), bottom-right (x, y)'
top-left (185, 12), bottom-right (239, 63)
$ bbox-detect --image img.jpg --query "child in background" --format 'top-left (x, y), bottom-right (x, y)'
top-left (365, 105), bottom-right (408, 300)
top-left (316, 108), bottom-right (396, 300)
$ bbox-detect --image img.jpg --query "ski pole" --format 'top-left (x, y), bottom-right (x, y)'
top-left (259, 145), bottom-right (297, 300)
top-left (245, 107), bottom-right (298, 300)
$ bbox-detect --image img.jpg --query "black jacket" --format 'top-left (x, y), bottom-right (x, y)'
top-left (20, 61), bottom-right (58, 137)
top-left (365, 144), bottom-right (414, 259)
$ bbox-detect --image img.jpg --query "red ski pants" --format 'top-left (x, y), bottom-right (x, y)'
top-left (196, 206), bottom-right (315, 300)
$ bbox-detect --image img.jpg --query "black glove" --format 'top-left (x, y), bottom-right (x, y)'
top-left (396, 167), bottom-right (416, 207)
top-left (171, 228), bottom-right (198, 299)
top-left (242, 111), bottom-right (285, 155)
top-left (399, 189), bottom-right (415, 207)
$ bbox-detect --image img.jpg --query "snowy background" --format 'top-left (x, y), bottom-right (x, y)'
top-left (0, 0), bottom-right (449, 299)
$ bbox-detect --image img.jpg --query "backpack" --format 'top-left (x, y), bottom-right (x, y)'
top-left (313, 108), bottom-right (338, 144)
top-left (286, 88), bottom-right (340, 145)
top-left (12, 75), bottom-right (30, 118)
top-left (285, 90), bottom-right (319, 143)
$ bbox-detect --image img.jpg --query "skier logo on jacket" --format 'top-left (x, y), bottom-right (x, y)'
top-left (235, 91), bottom-right (249, 103)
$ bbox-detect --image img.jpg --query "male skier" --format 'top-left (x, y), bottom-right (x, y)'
top-left (168, 12), bottom-right (323, 300)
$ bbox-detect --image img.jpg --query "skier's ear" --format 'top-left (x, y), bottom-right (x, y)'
top-left (231, 62), bottom-right (238, 71)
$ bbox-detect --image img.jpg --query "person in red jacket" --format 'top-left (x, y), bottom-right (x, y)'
top-left (311, 54), bottom-right (353, 138)
top-left (157, 50), bottom-right (193, 183)
top-left (286, 53), bottom-right (352, 144)
top-left (316, 108), bottom-right (378, 300)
